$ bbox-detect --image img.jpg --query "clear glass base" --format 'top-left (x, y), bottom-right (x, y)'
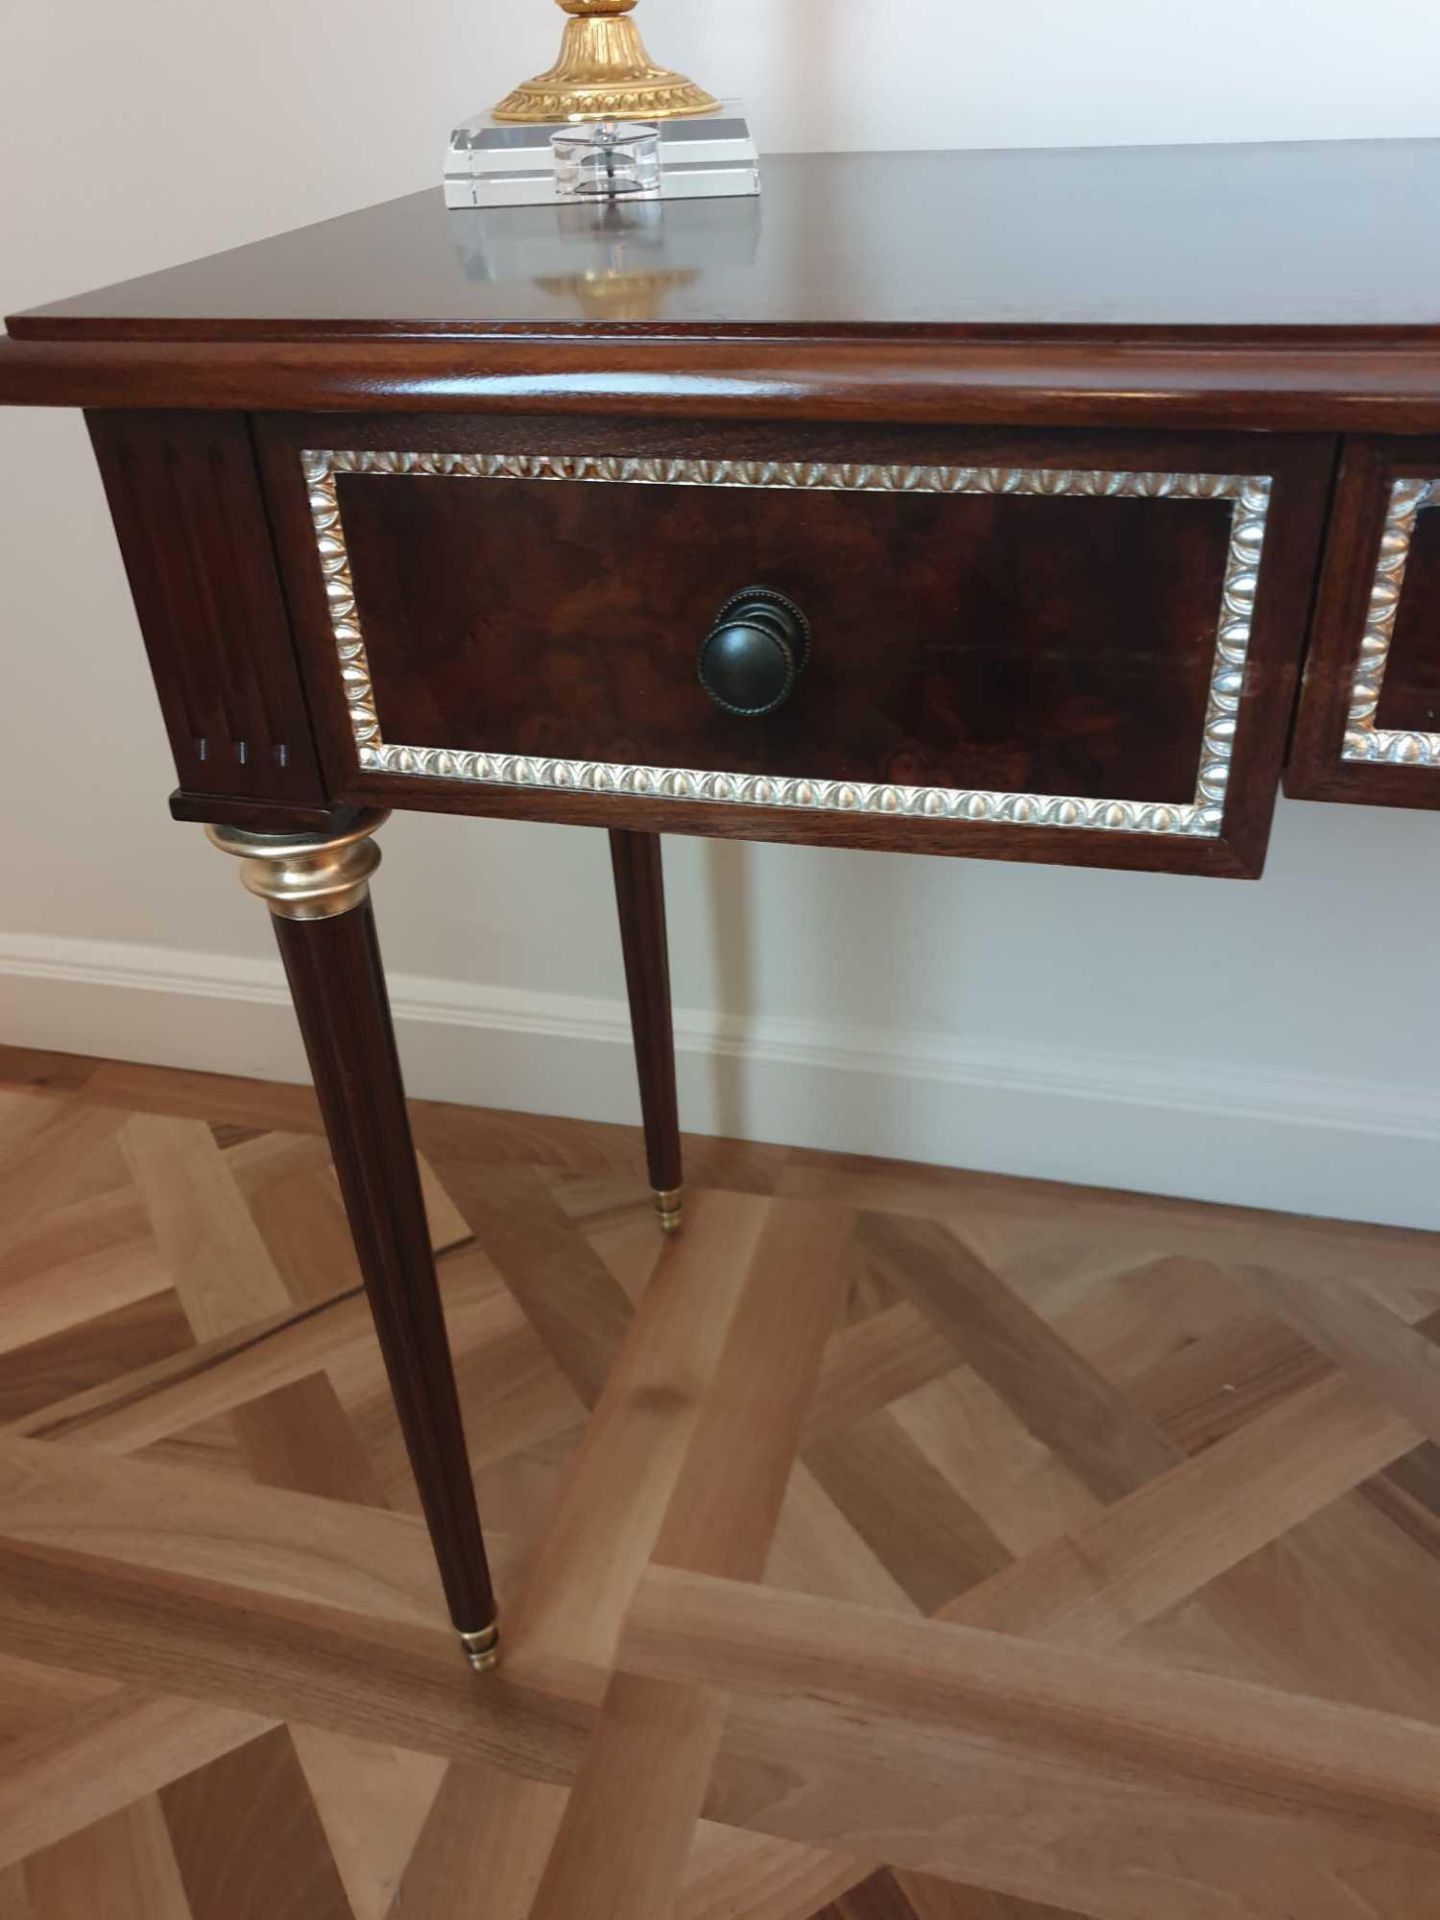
top-left (551, 120), bottom-right (661, 200)
top-left (444, 101), bottom-right (759, 208)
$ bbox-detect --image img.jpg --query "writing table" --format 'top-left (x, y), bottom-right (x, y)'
top-left (5, 140), bottom-right (1440, 1668)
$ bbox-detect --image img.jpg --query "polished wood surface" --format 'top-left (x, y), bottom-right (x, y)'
top-left (15, 145), bottom-right (1440, 340)
top-left (258, 412), bottom-right (1333, 875)
top-left (9, 333), bottom-right (1440, 430)
top-left (74, 397), bottom-right (1341, 869)
top-left (85, 412), bottom-right (327, 811)
top-left (8, 146), bottom-right (1440, 430)
top-left (608, 831), bottom-right (682, 1199)
top-left (3, 1043), bottom-right (1440, 1917)
top-left (270, 901), bottom-right (496, 1636)
top-left (335, 466), bottom-right (1230, 802)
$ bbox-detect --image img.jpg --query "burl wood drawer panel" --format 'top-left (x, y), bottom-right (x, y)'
top-left (258, 417), bottom-right (1331, 876)
top-left (1290, 436), bottom-right (1440, 810)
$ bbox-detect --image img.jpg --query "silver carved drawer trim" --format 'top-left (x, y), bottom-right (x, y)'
top-left (301, 451), bottom-right (1273, 839)
top-left (1342, 477), bottom-right (1440, 768)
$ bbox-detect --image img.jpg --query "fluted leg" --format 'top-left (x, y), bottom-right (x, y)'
top-left (609, 829), bottom-right (684, 1234)
top-left (207, 808), bottom-right (499, 1671)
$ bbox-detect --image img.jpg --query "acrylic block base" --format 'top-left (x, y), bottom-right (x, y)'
top-left (445, 101), bottom-right (759, 207)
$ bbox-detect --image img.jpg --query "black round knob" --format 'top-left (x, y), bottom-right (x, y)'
top-left (697, 587), bottom-right (811, 717)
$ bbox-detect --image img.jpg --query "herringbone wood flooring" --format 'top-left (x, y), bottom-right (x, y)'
top-left (1, 1042), bottom-right (1440, 1919)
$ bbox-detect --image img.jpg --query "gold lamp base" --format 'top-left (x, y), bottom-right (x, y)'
top-left (493, 0), bottom-right (719, 124)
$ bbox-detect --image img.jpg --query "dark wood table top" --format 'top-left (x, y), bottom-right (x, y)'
top-left (7, 142), bottom-right (1440, 428)
top-left (10, 141), bottom-right (1440, 343)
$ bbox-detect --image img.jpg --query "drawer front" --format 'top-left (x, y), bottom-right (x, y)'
top-left (258, 417), bottom-right (1330, 876)
top-left (1290, 436), bottom-right (1440, 809)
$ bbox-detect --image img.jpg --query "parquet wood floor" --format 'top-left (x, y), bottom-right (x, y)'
top-left (1, 1040), bottom-right (1439, 1918)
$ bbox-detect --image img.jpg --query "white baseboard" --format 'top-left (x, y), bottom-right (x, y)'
top-left (1, 930), bottom-right (1435, 1231)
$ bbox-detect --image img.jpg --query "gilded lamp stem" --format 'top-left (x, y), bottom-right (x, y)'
top-left (492, 0), bottom-right (718, 123)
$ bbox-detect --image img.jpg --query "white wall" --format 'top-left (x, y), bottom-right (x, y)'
top-left (4, 0), bottom-right (1440, 1227)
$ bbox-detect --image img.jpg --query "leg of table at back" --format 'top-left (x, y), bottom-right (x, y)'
top-left (609, 829), bottom-right (684, 1234)
top-left (206, 809), bottom-right (499, 1672)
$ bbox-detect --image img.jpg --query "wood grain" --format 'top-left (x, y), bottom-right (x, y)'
top-left (527, 1201), bottom-right (851, 1920)
top-left (22, 149), bottom-right (1440, 344)
top-left (713, 1687), bottom-right (1440, 1920)
top-left (443, 1161), bottom-right (636, 1410)
top-left (610, 830), bottom-right (683, 1199)
top-left (290, 1726), bottom-right (445, 1920)
top-left (337, 466), bottom-right (1231, 803)
top-left (0, 1693), bottom-right (270, 1874)
top-left (272, 899), bottom-right (497, 1632)
top-left (23, 1798), bottom-right (191, 1920)
top-left (858, 1212), bottom-right (1183, 1499)
top-left (507, 1189), bottom-right (769, 1688)
top-left (627, 1567), bottom-right (1440, 1849)
top-left (397, 1190), bottom-right (772, 1915)
top-left (259, 411), bottom-right (1328, 880)
top-left (160, 1728), bottom-right (353, 1920)
top-left (0, 1435), bottom-right (446, 1628)
top-left (1, 1049), bottom-right (1438, 1920)
top-left (85, 410), bottom-right (327, 807)
top-left (5, 335), bottom-right (1440, 437)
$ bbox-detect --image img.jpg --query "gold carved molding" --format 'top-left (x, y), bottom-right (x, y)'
top-left (493, 0), bottom-right (718, 124)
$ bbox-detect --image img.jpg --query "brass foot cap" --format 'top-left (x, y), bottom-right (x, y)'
top-left (654, 1187), bottom-right (684, 1236)
top-left (459, 1623), bottom-right (500, 1674)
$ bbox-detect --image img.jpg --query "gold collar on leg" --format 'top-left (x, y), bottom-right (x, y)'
top-left (205, 810), bottom-right (389, 922)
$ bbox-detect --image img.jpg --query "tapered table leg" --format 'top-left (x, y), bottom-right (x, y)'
top-left (609, 829), bottom-right (684, 1234)
top-left (207, 808), bottom-right (499, 1671)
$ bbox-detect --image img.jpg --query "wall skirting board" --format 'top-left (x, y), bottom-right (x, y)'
top-left (1, 930), bottom-right (1434, 1232)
